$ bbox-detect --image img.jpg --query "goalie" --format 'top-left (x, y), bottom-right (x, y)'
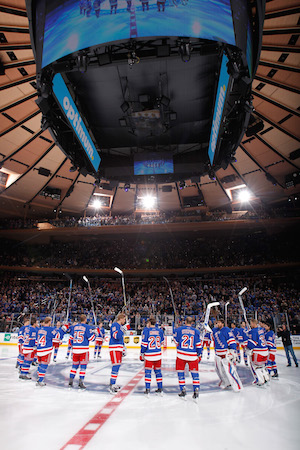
top-left (212, 319), bottom-right (243, 392)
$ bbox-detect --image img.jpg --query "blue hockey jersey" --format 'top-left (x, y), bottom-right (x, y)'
top-left (37, 326), bottom-right (57, 356)
top-left (265, 329), bottom-right (276, 355)
top-left (22, 325), bottom-right (38, 353)
top-left (212, 326), bottom-right (236, 357)
top-left (109, 322), bottom-right (125, 352)
top-left (96, 326), bottom-right (105, 341)
top-left (174, 325), bottom-right (202, 361)
top-left (247, 326), bottom-right (268, 352)
top-left (70, 323), bottom-right (95, 354)
top-left (52, 327), bottom-right (65, 344)
top-left (202, 331), bottom-right (212, 342)
top-left (18, 325), bottom-right (26, 345)
top-left (141, 326), bottom-right (165, 361)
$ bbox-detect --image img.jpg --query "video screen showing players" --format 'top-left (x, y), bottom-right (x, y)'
top-left (41, 0), bottom-right (236, 68)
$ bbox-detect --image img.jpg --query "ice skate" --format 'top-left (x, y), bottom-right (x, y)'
top-left (36, 381), bottom-right (46, 387)
top-left (78, 380), bottom-right (86, 390)
top-left (68, 378), bottom-right (73, 388)
top-left (109, 384), bottom-right (119, 395)
top-left (155, 388), bottom-right (163, 396)
top-left (19, 374), bottom-right (31, 380)
top-left (178, 388), bottom-right (186, 399)
top-left (144, 388), bottom-right (150, 397)
top-left (192, 388), bottom-right (199, 402)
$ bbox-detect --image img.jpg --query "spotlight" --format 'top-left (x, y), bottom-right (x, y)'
top-left (179, 40), bottom-right (192, 63)
top-left (265, 173), bottom-right (277, 186)
top-left (93, 199), bottom-right (102, 209)
top-left (141, 195), bottom-right (156, 209)
top-left (160, 96), bottom-right (170, 107)
top-left (179, 180), bottom-right (185, 190)
top-left (69, 165), bottom-right (77, 172)
top-left (76, 53), bottom-right (89, 73)
top-left (208, 169), bottom-right (216, 181)
top-left (124, 183), bottom-right (130, 192)
top-left (119, 118), bottom-right (127, 127)
top-left (238, 189), bottom-right (252, 203)
top-left (121, 101), bottom-right (130, 113)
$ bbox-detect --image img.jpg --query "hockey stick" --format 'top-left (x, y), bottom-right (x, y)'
top-left (203, 301), bottom-right (220, 332)
top-left (224, 301), bottom-right (230, 327)
top-left (163, 276), bottom-right (178, 325)
top-left (64, 273), bottom-right (73, 323)
top-left (114, 267), bottom-right (127, 309)
top-left (238, 287), bottom-right (250, 330)
top-left (83, 276), bottom-right (97, 325)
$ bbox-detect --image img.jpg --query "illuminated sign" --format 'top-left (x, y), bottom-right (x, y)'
top-left (52, 74), bottom-right (101, 172)
top-left (208, 54), bottom-right (230, 165)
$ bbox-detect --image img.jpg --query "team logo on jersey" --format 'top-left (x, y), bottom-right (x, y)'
top-left (124, 337), bottom-right (130, 344)
top-left (134, 337), bottom-right (140, 344)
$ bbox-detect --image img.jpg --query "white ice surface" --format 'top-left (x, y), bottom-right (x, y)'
top-left (0, 346), bottom-right (299, 450)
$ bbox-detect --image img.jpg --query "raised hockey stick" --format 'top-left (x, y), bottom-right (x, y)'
top-left (114, 267), bottom-right (127, 309)
top-left (238, 287), bottom-right (250, 329)
top-left (224, 301), bottom-right (230, 326)
top-left (163, 276), bottom-right (178, 325)
top-left (64, 273), bottom-right (73, 323)
top-left (203, 301), bottom-right (220, 332)
top-left (83, 276), bottom-right (97, 325)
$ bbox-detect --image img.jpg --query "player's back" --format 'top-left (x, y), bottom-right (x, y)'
top-left (37, 326), bottom-right (56, 353)
top-left (109, 322), bottom-right (124, 348)
top-left (71, 323), bottom-right (94, 353)
top-left (23, 325), bottom-right (37, 351)
top-left (248, 326), bottom-right (268, 350)
top-left (174, 325), bottom-right (201, 360)
top-left (141, 326), bottom-right (164, 360)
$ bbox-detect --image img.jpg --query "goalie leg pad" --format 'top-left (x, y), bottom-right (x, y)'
top-left (215, 356), bottom-right (230, 386)
top-left (222, 357), bottom-right (243, 392)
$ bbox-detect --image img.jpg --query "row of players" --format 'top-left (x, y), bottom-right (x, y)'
top-left (16, 313), bottom-right (279, 398)
top-left (79, 0), bottom-right (168, 17)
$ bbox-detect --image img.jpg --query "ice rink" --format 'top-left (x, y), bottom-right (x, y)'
top-left (0, 345), bottom-right (299, 450)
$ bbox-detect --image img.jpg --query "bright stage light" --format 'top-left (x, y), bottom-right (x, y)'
top-left (238, 189), bottom-right (252, 202)
top-left (93, 199), bottom-right (102, 209)
top-left (141, 195), bottom-right (156, 209)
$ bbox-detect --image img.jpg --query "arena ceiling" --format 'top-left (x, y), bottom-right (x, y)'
top-left (0, 0), bottom-right (299, 219)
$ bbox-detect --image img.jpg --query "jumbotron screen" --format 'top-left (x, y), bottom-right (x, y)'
top-left (134, 152), bottom-right (174, 176)
top-left (39, 0), bottom-right (236, 69)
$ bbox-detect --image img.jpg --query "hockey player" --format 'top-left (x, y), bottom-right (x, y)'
top-left (16, 317), bottom-right (29, 369)
top-left (262, 321), bottom-right (278, 379)
top-left (239, 321), bottom-right (250, 365)
top-left (20, 317), bottom-right (38, 380)
top-left (212, 319), bottom-right (243, 392)
top-left (94, 321), bottom-right (105, 359)
top-left (140, 0), bottom-right (149, 12)
top-left (157, 0), bottom-right (166, 12)
top-left (52, 321), bottom-right (66, 362)
top-left (36, 316), bottom-right (63, 386)
top-left (140, 316), bottom-right (165, 396)
top-left (109, 0), bottom-right (118, 14)
top-left (174, 316), bottom-right (202, 400)
top-left (230, 323), bottom-right (241, 363)
top-left (66, 321), bottom-right (77, 359)
top-left (68, 314), bottom-right (96, 389)
top-left (108, 312), bottom-right (129, 394)
top-left (201, 330), bottom-right (212, 359)
top-left (93, 0), bottom-right (101, 17)
top-left (246, 318), bottom-right (269, 386)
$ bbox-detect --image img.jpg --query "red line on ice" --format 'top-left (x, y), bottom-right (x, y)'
top-left (60, 369), bottom-right (144, 449)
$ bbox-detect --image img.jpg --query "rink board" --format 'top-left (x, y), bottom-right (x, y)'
top-left (1, 333), bottom-right (300, 350)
